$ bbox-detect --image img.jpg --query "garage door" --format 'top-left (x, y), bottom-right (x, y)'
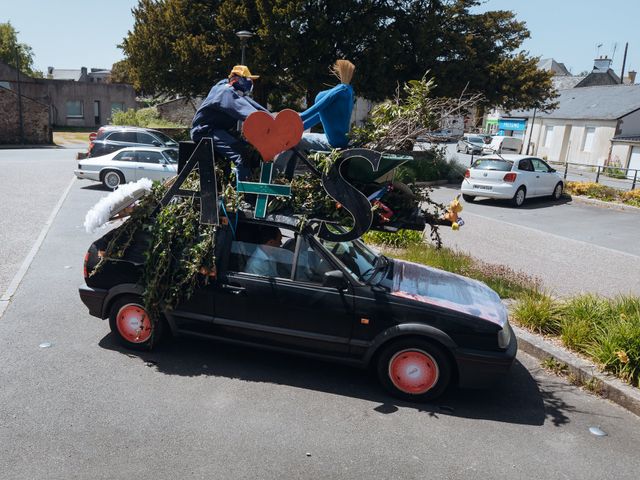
top-left (628, 146), bottom-right (640, 180)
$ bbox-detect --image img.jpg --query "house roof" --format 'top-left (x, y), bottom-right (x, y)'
top-left (48, 69), bottom-right (83, 81)
top-left (538, 58), bottom-right (571, 76)
top-left (575, 69), bottom-right (621, 88)
top-left (509, 85), bottom-right (640, 120)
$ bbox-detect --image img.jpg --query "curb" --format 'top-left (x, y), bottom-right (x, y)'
top-left (413, 180), bottom-right (450, 187)
top-left (513, 325), bottom-right (640, 418)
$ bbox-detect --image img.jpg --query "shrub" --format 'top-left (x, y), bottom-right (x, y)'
top-left (588, 314), bottom-right (640, 386)
top-left (620, 189), bottom-right (640, 207)
top-left (565, 181), bottom-right (618, 201)
top-left (112, 107), bottom-right (186, 128)
top-left (512, 291), bottom-right (562, 335)
top-left (362, 229), bottom-right (423, 248)
top-left (559, 294), bottom-right (612, 353)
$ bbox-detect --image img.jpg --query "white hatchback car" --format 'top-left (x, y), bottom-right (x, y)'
top-left (75, 147), bottom-right (178, 189)
top-left (460, 155), bottom-right (564, 207)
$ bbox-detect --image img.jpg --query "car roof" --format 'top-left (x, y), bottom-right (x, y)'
top-left (111, 146), bottom-right (176, 153)
top-left (478, 154), bottom-right (538, 161)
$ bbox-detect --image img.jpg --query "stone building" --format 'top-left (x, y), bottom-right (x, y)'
top-left (0, 85), bottom-right (51, 144)
top-left (156, 97), bottom-right (203, 125)
top-left (0, 60), bottom-right (136, 129)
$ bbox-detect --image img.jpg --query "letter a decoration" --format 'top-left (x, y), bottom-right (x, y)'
top-left (239, 110), bottom-right (303, 217)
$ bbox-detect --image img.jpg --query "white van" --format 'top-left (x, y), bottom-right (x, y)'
top-left (482, 136), bottom-right (523, 155)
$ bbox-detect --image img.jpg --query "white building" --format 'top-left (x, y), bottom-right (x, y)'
top-left (510, 84), bottom-right (640, 167)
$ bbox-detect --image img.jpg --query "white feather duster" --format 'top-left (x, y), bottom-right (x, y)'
top-left (84, 178), bottom-right (153, 233)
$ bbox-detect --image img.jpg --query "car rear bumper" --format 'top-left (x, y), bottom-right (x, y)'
top-left (79, 284), bottom-right (108, 318)
top-left (74, 170), bottom-right (100, 181)
top-left (461, 178), bottom-right (516, 199)
top-left (454, 325), bottom-right (518, 388)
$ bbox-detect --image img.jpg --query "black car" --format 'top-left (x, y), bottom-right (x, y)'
top-left (79, 213), bottom-right (516, 402)
top-left (88, 126), bottom-right (179, 158)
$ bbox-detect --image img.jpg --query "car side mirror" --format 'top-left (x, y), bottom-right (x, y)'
top-left (152, 141), bottom-right (161, 146)
top-left (549, 168), bottom-right (556, 173)
top-left (323, 270), bottom-right (346, 289)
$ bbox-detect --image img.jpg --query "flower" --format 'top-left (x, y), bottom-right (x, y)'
top-left (615, 350), bottom-right (629, 364)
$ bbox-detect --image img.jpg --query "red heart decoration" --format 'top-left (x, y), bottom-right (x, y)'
top-left (243, 109), bottom-right (304, 162)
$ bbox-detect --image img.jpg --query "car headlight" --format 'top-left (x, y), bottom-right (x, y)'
top-left (497, 322), bottom-right (512, 349)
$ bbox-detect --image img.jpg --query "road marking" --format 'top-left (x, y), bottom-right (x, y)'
top-left (0, 176), bottom-right (76, 319)
top-left (461, 209), bottom-right (640, 260)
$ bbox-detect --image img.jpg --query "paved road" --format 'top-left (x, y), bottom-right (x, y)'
top-left (1, 150), bottom-right (640, 478)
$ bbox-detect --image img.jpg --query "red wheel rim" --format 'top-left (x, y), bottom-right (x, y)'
top-left (116, 304), bottom-right (153, 343)
top-left (388, 349), bottom-right (439, 395)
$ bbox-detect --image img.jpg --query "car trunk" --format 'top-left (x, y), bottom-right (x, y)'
top-left (468, 159), bottom-right (513, 187)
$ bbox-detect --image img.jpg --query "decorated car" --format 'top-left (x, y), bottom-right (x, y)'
top-left (78, 105), bottom-right (516, 402)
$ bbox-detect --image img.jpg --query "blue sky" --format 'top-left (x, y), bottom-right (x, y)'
top-left (2, 0), bottom-right (639, 76)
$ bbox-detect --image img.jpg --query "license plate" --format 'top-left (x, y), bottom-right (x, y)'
top-left (473, 185), bottom-right (492, 190)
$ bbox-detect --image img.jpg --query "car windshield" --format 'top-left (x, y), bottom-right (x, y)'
top-left (318, 236), bottom-right (385, 283)
top-left (467, 136), bottom-right (484, 144)
top-left (152, 131), bottom-right (178, 146)
top-left (163, 149), bottom-right (178, 163)
top-left (472, 159), bottom-right (513, 171)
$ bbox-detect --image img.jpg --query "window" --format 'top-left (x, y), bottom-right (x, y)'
top-left (582, 127), bottom-right (596, 152)
top-left (108, 132), bottom-right (137, 143)
top-left (532, 158), bottom-right (551, 173)
top-left (229, 225), bottom-right (296, 279)
top-left (136, 151), bottom-right (165, 164)
top-left (295, 236), bottom-right (334, 284)
top-left (153, 131), bottom-right (178, 146)
top-left (319, 238), bottom-right (379, 282)
top-left (113, 151), bottom-right (136, 162)
top-left (163, 149), bottom-right (178, 163)
top-left (66, 100), bottom-right (84, 118)
top-left (518, 159), bottom-right (534, 171)
top-left (471, 159), bottom-right (513, 171)
top-left (136, 132), bottom-right (158, 145)
top-left (111, 102), bottom-right (125, 115)
top-left (543, 126), bottom-right (554, 148)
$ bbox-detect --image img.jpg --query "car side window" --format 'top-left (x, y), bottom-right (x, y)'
top-left (228, 226), bottom-right (295, 279)
top-left (532, 159), bottom-right (551, 172)
top-left (108, 132), bottom-right (137, 143)
top-left (294, 236), bottom-right (334, 284)
top-left (113, 151), bottom-right (136, 162)
top-left (518, 159), bottom-right (534, 171)
top-left (136, 151), bottom-right (164, 164)
top-left (137, 132), bottom-right (158, 145)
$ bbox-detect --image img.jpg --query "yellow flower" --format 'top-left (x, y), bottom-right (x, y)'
top-left (615, 351), bottom-right (629, 364)
top-left (452, 222), bottom-right (459, 231)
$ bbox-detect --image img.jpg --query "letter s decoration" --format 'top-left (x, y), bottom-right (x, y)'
top-left (318, 149), bottom-right (382, 241)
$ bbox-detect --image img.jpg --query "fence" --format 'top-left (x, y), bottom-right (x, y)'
top-left (548, 161), bottom-right (639, 191)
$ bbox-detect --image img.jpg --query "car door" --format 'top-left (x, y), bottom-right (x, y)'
top-left (133, 150), bottom-right (173, 181)
top-left (516, 158), bottom-right (538, 195)
top-left (531, 158), bottom-right (558, 195)
top-left (106, 131), bottom-right (138, 154)
top-left (213, 225), bottom-right (355, 356)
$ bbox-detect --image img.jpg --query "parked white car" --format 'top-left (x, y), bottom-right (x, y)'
top-left (460, 155), bottom-right (564, 207)
top-left (75, 147), bottom-right (178, 189)
top-left (482, 135), bottom-right (522, 155)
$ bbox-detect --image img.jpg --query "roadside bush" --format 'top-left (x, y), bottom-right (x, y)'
top-left (559, 294), bottom-right (611, 353)
top-left (393, 147), bottom-right (463, 183)
top-left (112, 107), bottom-right (186, 128)
top-left (362, 229), bottom-right (422, 248)
top-left (620, 189), bottom-right (640, 207)
top-left (565, 181), bottom-right (618, 201)
top-left (588, 314), bottom-right (640, 386)
top-left (512, 291), bottom-right (562, 335)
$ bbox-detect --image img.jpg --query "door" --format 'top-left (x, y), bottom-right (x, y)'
top-left (106, 131), bottom-right (137, 154)
top-left (213, 225), bottom-right (355, 355)
top-left (133, 150), bottom-right (173, 181)
top-left (627, 146), bottom-right (640, 180)
top-left (109, 150), bottom-right (139, 182)
top-left (531, 158), bottom-right (558, 195)
top-left (516, 158), bottom-right (538, 194)
top-left (93, 100), bottom-right (101, 126)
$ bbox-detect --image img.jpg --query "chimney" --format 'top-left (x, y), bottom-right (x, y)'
top-left (593, 56), bottom-right (613, 72)
top-left (47, 66), bottom-right (53, 75)
top-left (80, 66), bottom-right (87, 79)
top-left (629, 70), bottom-right (637, 84)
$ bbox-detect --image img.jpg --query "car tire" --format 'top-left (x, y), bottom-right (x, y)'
top-left (102, 170), bottom-right (125, 190)
top-left (552, 182), bottom-right (563, 200)
top-left (511, 186), bottom-right (526, 207)
top-left (462, 194), bottom-right (475, 203)
top-left (108, 295), bottom-right (163, 351)
top-left (376, 338), bottom-right (451, 402)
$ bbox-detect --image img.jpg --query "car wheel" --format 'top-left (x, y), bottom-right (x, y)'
top-left (462, 194), bottom-right (475, 203)
top-left (108, 295), bottom-right (163, 351)
top-left (511, 186), bottom-right (526, 207)
top-left (376, 338), bottom-right (451, 402)
top-left (102, 170), bottom-right (124, 190)
top-left (552, 182), bottom-right (563, 200)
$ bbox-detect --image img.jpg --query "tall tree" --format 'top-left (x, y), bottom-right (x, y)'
top-left (120, 0), bottom-right (555, 110)
top-left (0, 22), bottom-right (42, 77)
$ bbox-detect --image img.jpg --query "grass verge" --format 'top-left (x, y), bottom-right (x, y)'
top-left (566, 181), bottom-right (640, 208)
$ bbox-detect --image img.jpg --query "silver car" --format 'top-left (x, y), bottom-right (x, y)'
top-left (456, 134), bottom-right (486, 154)
top-left (75, 147), bottom-right (178, 189)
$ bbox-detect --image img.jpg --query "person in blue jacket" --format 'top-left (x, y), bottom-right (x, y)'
top-left (191, 65), bottom-right (269, 181)
top-left (276, 60), bottom-right (355, 175)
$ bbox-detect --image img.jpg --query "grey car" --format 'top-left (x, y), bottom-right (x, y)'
top-left (457, 134), bottom-right (486, 154)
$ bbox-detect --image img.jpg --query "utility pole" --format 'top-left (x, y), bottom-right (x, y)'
top-left (236, 30), bottom-right (253, 65)
top-left (526, 107), bottom-right (537, 155)
top-left (620, 42), bottom-right (629, 84)
top-left (14, 45), bottom-right (25, 144)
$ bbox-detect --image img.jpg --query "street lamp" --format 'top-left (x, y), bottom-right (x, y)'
top-left (235, 30), bottom-right (253, 65)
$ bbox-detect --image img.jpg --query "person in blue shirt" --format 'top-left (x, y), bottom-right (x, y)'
top-left (191, 65), bottom-right (269, 181)
top-left (276, 60), bottom-right (355, 175)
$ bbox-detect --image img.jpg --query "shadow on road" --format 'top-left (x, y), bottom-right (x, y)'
top-left (465, 195), bottom-right (572, 210)
top-left (81, 184), bottom-right (110, 191)
top-left (99, 333), bottom-right (574, 427)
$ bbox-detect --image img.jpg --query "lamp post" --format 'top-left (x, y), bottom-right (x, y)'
top-left (235, 30), bottom-right (253, 64)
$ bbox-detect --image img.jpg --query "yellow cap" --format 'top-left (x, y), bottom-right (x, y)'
top-left (229, 65), bottom-right (259, 79)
